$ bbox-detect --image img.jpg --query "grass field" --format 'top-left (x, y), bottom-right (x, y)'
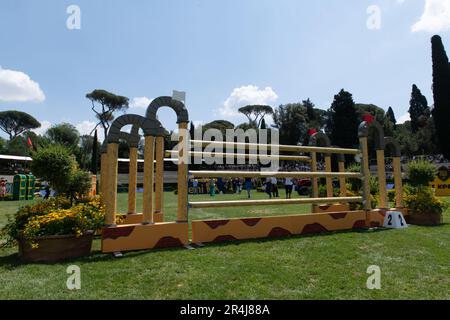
top-left (0, 191), bottom-right (449, 300)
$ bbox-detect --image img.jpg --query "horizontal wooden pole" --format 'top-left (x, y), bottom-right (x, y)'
top-left (168, 150), bottom-right (311, 162)
top-left (189, 171), bottom-right (361, 179)
top-left (190, 140), bottom-right (359, 155)
top-left (189, 196), bottom-right (363, 208)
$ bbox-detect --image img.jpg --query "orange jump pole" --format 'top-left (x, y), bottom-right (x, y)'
top-left (177, 122), bottom-right (189, 223)
top-left (359, 136), bottom-right (372, 228)
top-left (105, 143), bottom-right (119, 226)
top-left (393, 156), bottom-right (403, 208)
top-left (127, 147), bottom-right (138, 215)
top-left (142, 136), bottom-right (155, 224)
top-left (376, 149), bottom-right (388, 209)
top-left (154, 136), bottom-right (165, 222)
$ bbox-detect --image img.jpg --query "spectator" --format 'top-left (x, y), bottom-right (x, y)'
top-left (265, 177), bottom-right (272, 199)
top-left (192, 179), bottom-right (199, 195)
top-left (0, 177), bottom-right (7, 201)
top-left (284, 177), bottom-right (294, 199)
top-left (271, 177), bottom-right (279, 198)
top-left (245, 177), bottom-right (252, 199)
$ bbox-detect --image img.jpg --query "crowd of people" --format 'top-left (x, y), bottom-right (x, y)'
top-left (188, 176), bottom-right (304, 199)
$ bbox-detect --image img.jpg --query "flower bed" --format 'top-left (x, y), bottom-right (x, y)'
top-left (404, 185), bottom-right (447, 226)
top-left (1, 196), bottom-right (105, 262)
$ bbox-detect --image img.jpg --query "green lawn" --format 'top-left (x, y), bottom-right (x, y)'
top-left (0, 192), bottom-right (449, 300)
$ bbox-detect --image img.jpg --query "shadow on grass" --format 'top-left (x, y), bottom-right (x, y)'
top-left (1, 224), bottom-right (438, 268)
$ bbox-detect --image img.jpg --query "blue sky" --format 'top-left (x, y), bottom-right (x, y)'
top-left (1, 0), bottom-right (450, 140)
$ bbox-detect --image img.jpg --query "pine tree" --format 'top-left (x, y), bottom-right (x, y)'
top-left (327, 89), bottom-right (359, 149)
top-left (431, 35), bottom-right (450, 160)
top-left (386, 107), bottom-right (396, 126)
top-left (408, 84), bottom-right (430, 133)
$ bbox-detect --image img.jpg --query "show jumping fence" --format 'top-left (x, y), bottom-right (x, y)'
top-left (100, 96), bottom-right (406, 253)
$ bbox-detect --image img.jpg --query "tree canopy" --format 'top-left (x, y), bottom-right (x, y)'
top-left (327, 89), bottom-right (359, 149)
top-left (409, 84), bottom-right (430, 133)
top-left (45, 123), bottom-right (80, 149)
top-left (272, 103), bottom-right (308, 146)
top-left (86, 89), bottom-right (129, 140)
top-left (0, 110), bottom-right (41, 140)
top-left (238, 105), bottom-right (273, 128)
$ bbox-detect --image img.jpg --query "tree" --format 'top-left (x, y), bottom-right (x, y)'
top-left (203, 120), bottom-right (235, 136)
top-left (0, 111), bottom-right (41, 140)
top-left (409, 84), bottom-right (430, 133)
top-left (272, 103), bottom-right (308, 146)
top-left (327, 89), bottom-right (359, 149)
top-left (303, 98), bottom-right (316, 122)
top-left (86, 89), bottom-right (129, 140)
top-left (431, 35), bottom-right (450, 160)
top-left (260, 118), bottom-right (267, 130)
top-left (77, 134), bottom-right (97, 170)
top-left (189, 122), bottom-right (195, 139)
top-left (386, 107), bottom-right (397, 126)
top-left (238, 105), bottom-right (273, 128)
top-left (90, 130), bottom-right (99, 174)
top-left (45, 123), bottom-right (80, 149)
top-left (0, 137), bottom-right (6, 153)
top-left (31, 145), bottom-right (77, 193)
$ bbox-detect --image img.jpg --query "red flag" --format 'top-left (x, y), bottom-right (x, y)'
top-left (363, 114), bottom-right (375, 123)
top-left (27, 137), bottom-right (33, 148)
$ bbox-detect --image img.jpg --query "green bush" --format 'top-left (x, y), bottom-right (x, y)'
top-left (387, 189), bottom-right (396, 202)
top-left (31, 145), bottom-right (92, 202)
top-left (404, 185), bottom-right (447, 215)
top-left (31, 145), bottom-right (77, 192)
top-left (347, 163), bottom-right (361, 191)
top-left (60, 169), bottom-right (92, 203)
top-left (407, 160), bottom-right (436, 187)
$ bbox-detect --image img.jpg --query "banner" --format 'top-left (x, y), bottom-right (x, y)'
top-left (430, 166), bottom-right (450, 196)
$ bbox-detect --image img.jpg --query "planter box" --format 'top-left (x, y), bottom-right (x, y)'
top-left (406, 212), bottom-right (443, 226)
top-left (18, 231), bottom-right (94, 263)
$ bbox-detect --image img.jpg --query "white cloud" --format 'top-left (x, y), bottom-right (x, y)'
top-left (412, 0), bottom-right (450, 33)
top-left (76, 121), bottom-right (105, 141)
top-left (130, 96), bottom-right (152, 109)
top-left (0, 66), bottom-right (45, 102)
top-left (217, 85), bottom-right (278, 119)
top-left (32, 120), bottom-right (52, 136)
top-left (398, 113), bottom-right (411, 124)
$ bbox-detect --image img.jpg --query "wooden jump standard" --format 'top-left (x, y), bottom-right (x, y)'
top-left (100, 96), bottom-right (406, 254)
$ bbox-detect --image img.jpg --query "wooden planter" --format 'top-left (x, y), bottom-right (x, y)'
top-left (18, 231), bottom-right (94, 263)
top-left (406, 212), bottom-right (443, 226)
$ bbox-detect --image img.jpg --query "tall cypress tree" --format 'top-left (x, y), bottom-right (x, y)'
top-left (327, 89), bottom-right (359, 149)
top-left (431, 35), bottom-right (450, 160)
top-left (260, 118), bottom-right (267, 129)
top-left (90, 130), bottom-right (98, 174)
top-left (189, 121), bottom-right (195, 139)
top-left (408, 84), bottom-right (429, 133)
top-left (386, 107), bottom-right (397, 126)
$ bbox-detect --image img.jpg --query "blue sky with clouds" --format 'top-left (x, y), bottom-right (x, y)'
top-left (1, 0), bottom-right (450, 140)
